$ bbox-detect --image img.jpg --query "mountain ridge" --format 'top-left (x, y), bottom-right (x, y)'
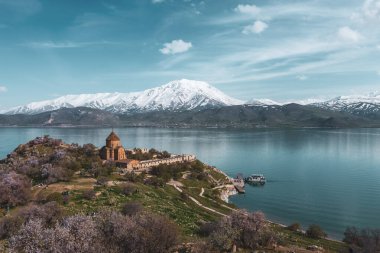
top-left (2, 79), bottom-right (380, 120)
top-left (3, 79), bottom-right (243, 115)
top-left (1, 104), bottom-right (379, 128)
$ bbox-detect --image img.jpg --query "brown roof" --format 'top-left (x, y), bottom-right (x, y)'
top-left (106, 131), bottom-right (120, 141)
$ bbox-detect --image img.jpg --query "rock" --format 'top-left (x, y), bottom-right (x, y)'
top-left (306, 245), bottom-right (324, 251)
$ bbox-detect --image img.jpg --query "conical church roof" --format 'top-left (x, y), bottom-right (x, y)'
top-left (106, 131), bottom-right (120, 141)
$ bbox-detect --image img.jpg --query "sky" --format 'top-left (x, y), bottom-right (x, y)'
top-left (0, 0), bottom-right (380, 109)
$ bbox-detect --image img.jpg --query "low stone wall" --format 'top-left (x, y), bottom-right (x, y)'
top-left (130, 154), bottom-right (196, 170)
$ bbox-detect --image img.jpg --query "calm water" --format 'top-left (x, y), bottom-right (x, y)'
top-left (1, 127), bottom-right (380, 239)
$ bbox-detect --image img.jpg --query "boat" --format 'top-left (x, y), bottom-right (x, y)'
top-left (245, 174), bottom-right (266, 185)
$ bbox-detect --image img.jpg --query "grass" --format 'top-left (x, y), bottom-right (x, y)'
top-left (41, 181), bottom-right (223, 235)
top-left (3, 168), bottom-right (350, 252)
top-left (272, 223), bottom-right (349, 253)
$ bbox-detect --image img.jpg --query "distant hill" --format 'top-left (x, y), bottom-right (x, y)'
top-left (1, 104), bottom-right (379, 128)
top-left (0, 107), bottom-right (119, 127)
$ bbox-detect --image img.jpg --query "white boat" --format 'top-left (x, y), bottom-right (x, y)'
top-left (245, 174), bottom-right (266, 185)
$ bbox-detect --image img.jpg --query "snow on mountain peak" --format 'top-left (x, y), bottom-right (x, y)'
top-left (4, 79), bottom-right (244, 115)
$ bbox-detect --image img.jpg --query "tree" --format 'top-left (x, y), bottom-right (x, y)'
top-left (306, 224), bottom-right (327, 239)
top-left (0, 172), bottom-right (31, 208)
top-left (343, 226), bottom-right (361, 245)
top-left (8, 209), bottom-right (180, 253)
top-left (0, 202), bottom-right (63, 239)
top-left (207, 210), bottom-right (270, 252)
top-left (133, 213), bottom-right (179, 253)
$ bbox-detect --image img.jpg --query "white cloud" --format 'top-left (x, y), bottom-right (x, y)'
top-left (296, 75), bottom-right (308, 81)
top-left (160, 40), bottom-right (192, 55)
top-left (152, 0), bottom-right (165, 3)
top-left (234, 4), bottom-right (261, 16)
top-left (337, 26), bottom-right (363, 43)
top-left (0, 86), bottom-right (7, 93)
top-left (363, 0), bottom-right (380, 19)
top-left (242, 20), bottom-right (268, 34)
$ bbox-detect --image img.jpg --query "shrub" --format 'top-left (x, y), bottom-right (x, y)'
top-left (0, 202), bottom-right (63, 239)
top-left (306, 224), bottom-right (327, 239)
top-left (198, 221), bottom-right (218, 237)
top-left (45, 192), bottom-right (64, 205)
top-left (144, 177), bottom-right (165, 188)
top-left (96, 177), bottom-right (109, 186)
top-left (287, 223), bottom-right (301, 232)
top-left (0, 216), bottom-right (23, 239)
top-left (343, 227), bottom-right (380, 252)
top-left (8, 210), bottom-right (180, 253)
top-left (121, 202), bottom-right (143, 216)
top-left (120, 183), bottom-right (137, 196)
top-left (0, 172), bottom-right (31, 208)
top-left (207, 210), bottom-right (269, 251)
top-left (82, 190), bottom-right (96, 200)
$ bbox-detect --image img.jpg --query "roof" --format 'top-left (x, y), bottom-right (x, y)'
top-left (106, 131), bottom-right (120, 141)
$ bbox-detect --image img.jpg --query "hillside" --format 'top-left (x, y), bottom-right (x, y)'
top-left (0, 137), bottom-right (350, 252)
top-left (119, 104), bottom-right (379, 128)
top-left (1, 104), bottom-right (380, 128)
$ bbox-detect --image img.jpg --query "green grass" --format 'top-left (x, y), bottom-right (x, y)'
top-left (61, 182), bottom-right (222, 235)
top-left (272, 224), bottom-right (348, 253)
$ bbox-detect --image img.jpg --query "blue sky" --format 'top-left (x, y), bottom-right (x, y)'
top-left (0, 0), bottom-right (380, 109)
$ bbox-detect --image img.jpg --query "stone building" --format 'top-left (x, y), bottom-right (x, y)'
top-left (100, 131), bottom-right (127, 161)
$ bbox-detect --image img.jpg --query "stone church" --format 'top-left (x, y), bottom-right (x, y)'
top-left (100, 131), bottom-right (127, 161)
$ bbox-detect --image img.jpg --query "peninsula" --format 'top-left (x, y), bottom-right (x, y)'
top-left (0, 132), bottom-right (361, 252)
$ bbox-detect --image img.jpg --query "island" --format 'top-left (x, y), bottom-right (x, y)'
top-left (0, 131), bottom-right (370, 252)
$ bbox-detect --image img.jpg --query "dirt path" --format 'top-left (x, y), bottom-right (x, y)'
top-left (168, 183), bottom-right (227, 217)
top-left (199, 187), bottom-right (204, 197)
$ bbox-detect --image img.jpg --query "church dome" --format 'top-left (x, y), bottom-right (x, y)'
top-left (106, 131), bottom-right (121, 141)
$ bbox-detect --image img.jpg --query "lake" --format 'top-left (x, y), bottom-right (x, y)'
top-left (1, 127), bottom-right (379, 239)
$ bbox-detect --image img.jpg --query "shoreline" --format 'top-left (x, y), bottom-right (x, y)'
top-left (212, 166), bottom-right (344, 243)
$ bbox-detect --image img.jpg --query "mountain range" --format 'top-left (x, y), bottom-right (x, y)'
top-left (1, 79), bottom-right (380, 128)
top-left (3, 79), bottom-right (243, 115)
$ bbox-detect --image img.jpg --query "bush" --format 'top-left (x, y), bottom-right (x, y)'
top-left (45, 192), bottom-right (64, 205)
top-left (124, 172), bottom-right (145, 183)
top-left (207, 210), bottom-right (269, 251)
top-left (96, 177), bottom-right (109, 186)
top-left (0, 202), bottom-right (63, 239)
top-left (121, 202), bottom-right (143, 216)
top-left (198, 221), bottom-right (218, 237)
top-left (144, 177), bottom-right (165, 188)
top-left (8, 210), bottom-right (180, 253)
top-left (287, 223), bottom-right (301, 232)
top-left (82, 190), bottom-right (96, 200)
top-left (0, 172), bottom-right (31, 208)
top-left (343, 227), bottom-right (380, 252)
top-left (120, 183), bottom-right (137, 196)
top-left (0, 216), bottom-right (23, 239)
top-left (306, 224), bottom-right (327, 239)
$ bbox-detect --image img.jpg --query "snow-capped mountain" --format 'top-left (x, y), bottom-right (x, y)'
top-left (312, 92), bottom-right (380, 116)
top-left (4, 79), bottom-right (244, 115)
top-left (245, 98), bottom-right (281, 106)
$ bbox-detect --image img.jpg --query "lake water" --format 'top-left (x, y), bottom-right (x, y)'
top-left (1, 127), bottom-right (380, 239)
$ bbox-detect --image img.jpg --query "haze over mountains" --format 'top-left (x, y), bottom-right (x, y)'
top-left (1, 79), bottom-right (380, 128)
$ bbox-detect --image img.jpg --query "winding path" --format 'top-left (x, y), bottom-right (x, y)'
top-left (167, 183), bottom-right (227, 217)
